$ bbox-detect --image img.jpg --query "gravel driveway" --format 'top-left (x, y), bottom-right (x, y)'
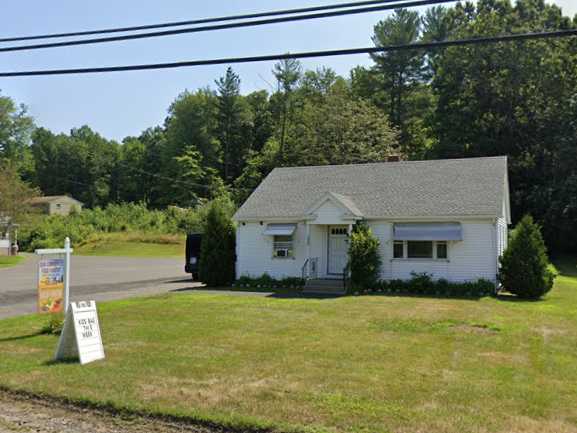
top-left (0, 390), bottom-right (225, 433)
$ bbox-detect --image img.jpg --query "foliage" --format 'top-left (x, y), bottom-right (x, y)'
top-left (500, 215), bottom-right (555, 299)
top-left (18, 202), bottom-right (216, 251)
top-left (235, 273), bottom-right (305, 289)
top-left (347, 221), bottom-right (382, 292)
top-left (199, 198), bottom-right (236, 286)
top-left (40, 313), bottom-right (64, 335)
top-left (0, 92), bottom-right (35, 176)
top-left (1, 0), bottom-right (576, 258)
top-left (366, 273), bottom-right (496, 298)
top-left (0, 160), bottom-right (39, 224)
top-left (428, 0), bottom-right (577, 253)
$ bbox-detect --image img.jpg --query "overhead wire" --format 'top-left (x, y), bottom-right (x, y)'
top-left (0, 29), bottom-right (575, 77)
top-left (0, 0), bottom-right (450, 43)
top-left (0, 0), bottom-right (457, 53)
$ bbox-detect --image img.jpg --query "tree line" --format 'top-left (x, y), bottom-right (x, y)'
top-left (1, 0), bottom-right (576, 253)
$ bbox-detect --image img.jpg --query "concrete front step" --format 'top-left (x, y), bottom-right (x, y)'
top-left (303, 279), bottom-right (346, 295)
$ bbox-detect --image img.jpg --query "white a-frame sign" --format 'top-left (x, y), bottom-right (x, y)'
top-left (55, 301), bottom-right (105, 365)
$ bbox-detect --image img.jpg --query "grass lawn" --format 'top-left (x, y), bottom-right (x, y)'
top-left (74, 232), bottom-right (184, 258)
top-left (1, 258), bottom-right (577, 433)
top-left (0, 255), bottom-right (24, 268)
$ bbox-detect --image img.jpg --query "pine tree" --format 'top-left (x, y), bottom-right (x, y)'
top-left (216, 67), bottom-right (251, 183)
top-left (272, 59), bottom-right (302, 160)
top-left (499, 215), bottom-right (555, 299)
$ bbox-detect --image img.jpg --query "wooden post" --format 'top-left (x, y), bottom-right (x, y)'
top-left (64, 237), bottom-right (71, 313)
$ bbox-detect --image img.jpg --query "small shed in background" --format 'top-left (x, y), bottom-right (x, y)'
top-left (30, 195), bottom-right (84, 216)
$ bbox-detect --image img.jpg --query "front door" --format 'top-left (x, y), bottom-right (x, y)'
top-left (328, 226), bottom-right (349, 275)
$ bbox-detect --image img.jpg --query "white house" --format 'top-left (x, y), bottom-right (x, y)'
top-left (233, 156), bottom-right (510, 292)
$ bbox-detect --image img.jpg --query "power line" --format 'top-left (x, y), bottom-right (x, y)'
top-left (0, 0), bottom-right (456, 53)
top-left (0, 29), bottom-right (575, 77)
top-left (0, 0), bottom-right (444, 43)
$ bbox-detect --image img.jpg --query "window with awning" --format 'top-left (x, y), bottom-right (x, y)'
top-left (393, 223), bottom-right (463, 241)
top-left (263, 224), bottom-right (297, 259)
top-left (263, 224), bottom-right (297, 236)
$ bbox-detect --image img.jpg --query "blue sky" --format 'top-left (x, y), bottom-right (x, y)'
top-left (1, 0), bottom-right (575, 141)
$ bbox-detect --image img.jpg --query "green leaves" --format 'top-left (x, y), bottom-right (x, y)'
top-left (348, 221), bottom-right (382, 292)
top-left (499, 215), bottom-right (555, 299)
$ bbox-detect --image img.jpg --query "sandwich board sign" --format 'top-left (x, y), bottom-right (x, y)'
top-left (55, 300), bottom-right (105, 365)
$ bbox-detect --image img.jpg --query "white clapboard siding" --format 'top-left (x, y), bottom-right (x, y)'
top-left (444, 221), bottom-right (497, 282)
top-left (312, 199), bottom-right (350, 225)
top-left (236, 222), bottom-right (305, 279)
top-left (369, 220), bottom-right (498, 283)
top-left (236, 219), bottom-right (502, 283)
top-left (368, 222), bottom-right (393, 280)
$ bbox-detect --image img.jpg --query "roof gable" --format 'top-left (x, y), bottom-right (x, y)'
top-left (234, 157), bottom-right (509, 221)
top-left (305, 192), bottom-right (364, 218)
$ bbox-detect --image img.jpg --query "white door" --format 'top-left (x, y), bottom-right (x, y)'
top-left (328, 226), bottom-right (349, 275)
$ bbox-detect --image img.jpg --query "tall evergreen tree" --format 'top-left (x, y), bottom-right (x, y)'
top-left (371, 9), bottom-right (426, 147)
top-left (216, 67), bottom-right (252, 182)
top-left (272, 59), bottom-right (302, 160)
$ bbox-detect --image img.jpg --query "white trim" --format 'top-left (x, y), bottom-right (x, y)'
top-left (503, 171), bottom-right (512, 224)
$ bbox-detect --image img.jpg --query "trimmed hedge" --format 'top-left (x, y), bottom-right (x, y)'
top-left (235, 274), bottom-right (305, 290)
top-left (353, 272), bottom-right (496, 298)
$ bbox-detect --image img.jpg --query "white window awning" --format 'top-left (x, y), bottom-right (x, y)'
top-left (263, 223), bottom-right (297, 236)
top-left (394, 223), bottom-right (462, 241)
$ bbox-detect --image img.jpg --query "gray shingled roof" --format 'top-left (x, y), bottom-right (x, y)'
top-left (234, 156), bottom-right (508, 220)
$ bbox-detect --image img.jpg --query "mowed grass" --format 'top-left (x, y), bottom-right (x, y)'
top-left (1, 259), bottom-right (577, 433)
top-left (0, 255), bottom-right (24, 268)
top-left (74, 232), bottom-right (185, 258)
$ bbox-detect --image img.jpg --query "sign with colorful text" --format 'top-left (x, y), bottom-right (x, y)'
top-left (37, 257), bottom-right (65, 313)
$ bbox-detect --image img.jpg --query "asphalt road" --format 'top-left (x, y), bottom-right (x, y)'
top-left (0, 255), bottom-right (191, 319)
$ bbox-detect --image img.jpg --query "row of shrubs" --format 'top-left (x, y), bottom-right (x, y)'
top-left (348, 272), bottom-right (496, 298)
top-left (235, 272), bottom-right (495, 298)
top-left (235, 274), bottom-right (306, 289)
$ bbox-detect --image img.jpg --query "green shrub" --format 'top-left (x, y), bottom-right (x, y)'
top-left (348, 221), bottom-right (382, 292)
top-left (499, 214), bottom-right (555, 299)
top-left (358, 274), bottom-right (495, 298)
top-left (256, 273), bottom-right (275, 287)
top-left (19, 201), bottom-right (225, 251)
top-left (199, 199), bottom-right (236, 287)
top-left (235, 274), bottom-right (305, 289)
top-left (41, 313), bottom-right (64, 335)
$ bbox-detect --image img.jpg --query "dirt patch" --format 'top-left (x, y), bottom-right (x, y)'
top-left (451, 323), bottom-right (500, 335)
top-left (0, 389), bottom-right (256, 433)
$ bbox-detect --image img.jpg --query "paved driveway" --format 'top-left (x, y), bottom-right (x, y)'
top-left (0, 255), bottom-right (190, 319)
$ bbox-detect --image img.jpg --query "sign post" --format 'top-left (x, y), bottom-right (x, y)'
top-left (35, 237), bottom-right (73, 314)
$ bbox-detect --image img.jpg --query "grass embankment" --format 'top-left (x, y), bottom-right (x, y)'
top-left (0, 255), bottom-right (24, 268)
top-left (1, 258), bottom-right (577, 433)
top-left (74, 233), bottom-right (185, 258)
